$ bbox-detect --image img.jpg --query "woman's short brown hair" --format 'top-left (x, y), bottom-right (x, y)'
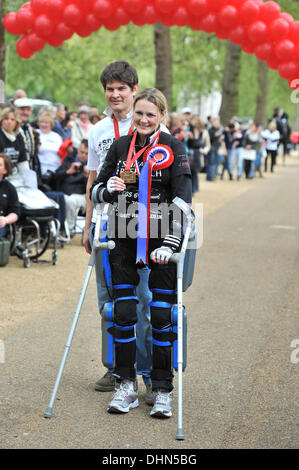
top-left (0, 152), bottom-right (13, 177)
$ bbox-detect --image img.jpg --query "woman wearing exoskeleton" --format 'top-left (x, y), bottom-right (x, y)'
top-left (92, 88), bottom-right (192, 418)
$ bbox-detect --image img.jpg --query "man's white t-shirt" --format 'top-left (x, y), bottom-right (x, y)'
top-left (87, 107), bottom-right (133, 222)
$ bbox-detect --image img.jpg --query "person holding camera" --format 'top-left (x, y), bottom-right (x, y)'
top-left (54, 139), bottom-right (88, 234)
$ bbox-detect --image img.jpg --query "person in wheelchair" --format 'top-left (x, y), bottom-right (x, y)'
top-left (54, 139), bottom-right (88, 236)
top-left (91, 88), bottom-right (192, 418)
top-left (0, 153), bottom-right (20, 239)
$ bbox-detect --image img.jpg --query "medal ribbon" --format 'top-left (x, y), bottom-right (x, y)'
top-left (125, 130), bottom-right (160, 176)
top-left (113, 115), bottom-right (133, 140)
top-left (136, 145), bottom-right (174, 265)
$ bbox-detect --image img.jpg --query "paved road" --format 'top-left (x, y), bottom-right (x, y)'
top-left (1, 164), bottom-right (298, 450)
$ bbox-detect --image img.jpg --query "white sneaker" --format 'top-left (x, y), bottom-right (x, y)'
top-left (107, 380), bottom-right (139, 414)
top-left (150, 389), bottom-right (173, 418)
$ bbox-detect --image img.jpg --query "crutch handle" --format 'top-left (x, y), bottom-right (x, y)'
top-left (93, 240), bottom-right (115, 251)
top-left (169, 253), bottom-right (181, 264)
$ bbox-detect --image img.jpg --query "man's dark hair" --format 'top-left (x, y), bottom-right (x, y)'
top-left (100, 61), bottom-right (138, 90)
top-left (80, 138), bottom-right (88, 147)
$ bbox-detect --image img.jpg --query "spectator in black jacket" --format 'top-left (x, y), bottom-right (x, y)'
top-left (0, 153), bottom-right (20, 238)
top-left (54, 139), bottom-right (88, 234)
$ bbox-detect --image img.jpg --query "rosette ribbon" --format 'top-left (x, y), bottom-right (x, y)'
top-left (136, 144), bottom-right (174, 265)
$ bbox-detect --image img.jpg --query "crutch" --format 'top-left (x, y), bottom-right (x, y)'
top-left (44, 204), bottom-right (114, 419)
top-left (170, 217), bottom-right (193, 440)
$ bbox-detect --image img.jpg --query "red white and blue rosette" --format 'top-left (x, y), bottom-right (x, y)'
top-left (136, 145), bottom-right (174, 265)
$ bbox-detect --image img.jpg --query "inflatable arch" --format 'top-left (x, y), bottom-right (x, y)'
top-left (3, 0), bottom-right (299, 87)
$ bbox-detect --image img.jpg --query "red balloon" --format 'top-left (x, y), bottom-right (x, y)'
top-left (172, 7), bottom-right (190, 27)
top-left (241, 39), bottom-right (255, 55)
top-left (239, 1), bottom-right (260, 25)
top-left (188, 16), bottom-right (203, 31)
top-left (200, 13), bottom-right (217, 33)
top-left (268, 17), bottom-right (290, 41)
top-left (229, 0), bottom-right (248, 6)
top-left (294, 44), bottom-right (299, 61)
top-left (254, 42), bottom-right (272, 61)
top-left (54, 22), bottom-right (74, 40)
top-left (216, 25), bottom-right (230, 40)
top-left (159, 13), bottom-right (175, 28)
top-left (155, 0), bottom-right (178, 14)
top-left (278, 61), bottom-right (298, 80)
top-left (85, 13), bottom-right (102, 32)
top-left (206, 0), bottom-right (226, 12)
top-left (3, 13), bottom-right (24, 35)
top-left (259, 1), bottom-right (280, 24)
top-left (47, 0), bottom-right (64, 21)
top-left (16, 36), bottom-right (35, 59)
top-left (63, 4), bottom-right (83, 26)
top-left (123, 0), bottom-right (145, 14)
top-left (47, 36), bottom-right (65, 47)
top-left (266, 55), bottom-right (280, 70)
top-left (93, 0), bottom-right (113, 20)
top-left (291, 21), bottom-right (299, 43)
top-left (228, 25), bottom-right (245, 45)
top-left (30, 0), bottom-right (48, 15)
top-left (114, 8), bottom-right (130, 26)
top-left (74, 24), bottom-right (92, 37)
top-left (16, 6), bottom-right (34, 32)
top-left (33, 14), bottom-right (55, 38)
top-left (26, 32), bottom-right (46, 51)
top-left (186, 0), bottom-right (208, 17)
top-left (142, 5), bottom-right (159, 25)
top-left (218, 5), bottom-right (239, 28)
top-left (275, 39), bottom-right (295, 61)
top-left (102, 17), bottom-right (120, 31)
top-left (248, 21), bottom-right (267, 44)
top-left (78, 0), bottom-right (95, 13)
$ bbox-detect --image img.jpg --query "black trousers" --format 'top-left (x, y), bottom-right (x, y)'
top-left (265, 150), bottom-right (277, 172)
top-left (109, 236), bottom-right (177, 392)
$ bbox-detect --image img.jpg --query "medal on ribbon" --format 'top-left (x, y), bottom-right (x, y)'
top-left (136, 144), bottom-right (174, 265)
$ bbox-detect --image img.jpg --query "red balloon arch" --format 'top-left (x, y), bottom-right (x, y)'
top-left (3, 0), bottom-right (299, 88)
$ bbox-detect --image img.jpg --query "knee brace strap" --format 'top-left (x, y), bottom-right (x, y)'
top-left (150, 301), bottom-right (172, 309)
top-left (115, 296), bottom-right (139, 303)
top-left (108, 324), bottom-right (136, 343)
top-left (151, 288), bottom-right (177, 304)
top-left (152, 327), bottom-right (177, 346)
top-left (113, 284), bottom-right (137, 300)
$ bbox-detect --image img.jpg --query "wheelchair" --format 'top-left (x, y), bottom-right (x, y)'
top-left (8, 185), bottom-right (60, 268)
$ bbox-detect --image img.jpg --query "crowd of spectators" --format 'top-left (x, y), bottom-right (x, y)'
top-left (0, 90), bottom-right (105, 246)
top-left (0, 87), bottom-right (296, 260)
top-left (168, 105), bottom-right (293, 195)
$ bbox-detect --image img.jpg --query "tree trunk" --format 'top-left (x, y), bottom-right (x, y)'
top-left (219, 40), bottom-right (242, 126)
top-left (255, 59), bottom-right (268, 127)
top-left (0, 0), bottom-right (5, 103)
top-left (154, 22), bottom-right (172, 112)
